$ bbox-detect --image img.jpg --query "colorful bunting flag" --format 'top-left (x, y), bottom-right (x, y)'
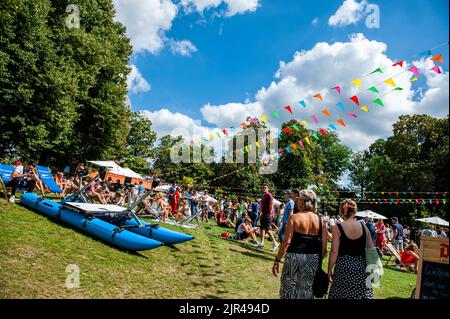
top-left (407, 66), bottom-right (420, 76)
top-left (350, 95), bottom-right (360, 106)
top-left (347, 113), bottom-right (357, 118)
top-left (322, 109), bottom-right (332, 117)
top-left (368, 86), bottom-right (379, 93)
top-left (361, 106), bottom-right (369, 112)
top-left (284, 105), bottom-right (293, 114)
top-left (431, 54), bottom-right (444, 63)
top-left (311, 133), bottom-right (319, 140)
top-left (299, 100), bottom-right (306, 108)
top-left (223, 129), bottom-right (229, 135)
top-left (384, 77), bottom-right (396, 87)
top-left (392, 61), bottom-right (404, 67)
top-left (285, 147), bottom-right (291, 153)
top-left (301, 120), bottom-right (308, 126)
top-left (394, 87), bottom-right (403, 91)
top-left (319, 129), bottom-right (328, 136)
top-left (311, 115), bottom-right (319, 123)
top-left (291, 143), bottom-right (298, 150)
top-left (241, 123), bottom-right (247, 129)
top-left (210, 134), bottom-right (215, 139)
top-left (216, 133), bottom-right (221, 138)
top-left (337, 119), bottom-right (346, 127)
top-left (336, 102), bottom-right (345, 111)
top-left (420, 50), bottom-right (431, 57)
top-left (292, 124), bottom-right (300, 131)
top-left (331, 86), bottom-right (341, 94)
top-left (373, 98), bottom-right (384, 107)
top-left (261, 115), bottom-right (268, 123)
top-left (304, 136), bottom-right (311, 145)
top-left (370, 67), bottom-right (383, 74)
top-left (284, 127), bottom-right (292, 134)
top-left (298, 140), bottom-right (304, 148)
top-left (328, 124), bottom-right (337, 130)
top-left (352, 78), bottom-right (361, 87)
top-left (410, 76), bottom-right (418, 82)
top-left (271, 111), bottom-right (280, 119)
top-left (431, 65), bottom-right (442, 74)
top-left (313, 93), bottom-right (323, 102)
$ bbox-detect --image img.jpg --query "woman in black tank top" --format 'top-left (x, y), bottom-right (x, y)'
top-left (327, 199), bottom-right (373, 299)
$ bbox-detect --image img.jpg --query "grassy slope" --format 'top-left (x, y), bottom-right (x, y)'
top-left (0, 199), bottom-right (416, 299)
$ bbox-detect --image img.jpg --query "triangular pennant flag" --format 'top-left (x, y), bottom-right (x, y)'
top-left (216, 132), bottom-right (221, 138)
top-left (222, 129), bottom-right (229, 135)
top-left (301, 120), bottom-right (308, 126)
top-left (370, 67), bottom-right (383, 74)
top-left (209, 134), bottom-right (215, 139)
top-left (298, 140), bottom-right (304, 148)
top-left (337, 119), bottom-right (346, 127)
top-left (304, 136), bottom-right (311, 145)
top-left (291, 143), bottom-right (298, 150)
top-left (319, 129), bottom-right (328, 136)
top-left (284, 127), bottom-right (292, 134)
top-left (299, 100), bottom-right (306, 108)
top-left (284, 105), bottom-right (293, 114)
top-left (292, 124), bottom-right (300, 131)
top-left (311, 133), bottom-right (319, 140)
top-left (261, 115), bottom-right (268, 123)
top-left (244, 146), bottom-right (248, 153)
top-left (285, 147), bottom-right (291, 153)
top-left (420, 50), bottom-right (431, 57)
top-left (255, 141), bottom-right (260, 148)
top-left (350, 95), bottom-right (360, 106)
top-left (336, 102), bottom-right (345, 111)
top-left (384, 77), bottom-right (396, 87)
top-left (431, 54), bottom-right (444, 63)
top-left (202, 137), bottom-right (209, 142)
top-left (392, 61), bottom-right (404, 67)
top-left (271, 111), bottom-right (280, 119)
top-left (322, 109), bottom-right (332, 117)
top-left (352, 78), bottom-right (361, 87)
top-left (313, 93), bottom-right (323, 101)
top-left (394, 87), bottom-right (403, 91)
top-left (373, 98), bottom-right (384, 106)
top-left (361, 106), bottom-right (369, 112)
top-left (328, 124), bottom-right (337, 130)
top-left (241, 123), bottom-right (247, 129)
top-left (407, 66), bottom-right (420, 76)
top-left (410, 76), bottom-right (418, 82)
top-left (430, 65), bottom-right (442, 74)
top-left (331, 86), bottom-right (341, 94)
top-left (347, 113), bottom-right (357, 118)
top-left (250, 119), bottom-right (258, 125)
top-left (368, 86), bottom-right (379, 93)
top-left (311, 115), bottom-right (319, 123)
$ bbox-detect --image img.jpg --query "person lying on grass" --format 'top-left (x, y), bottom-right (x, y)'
top-left (399, 242), bottom-right (420, 273)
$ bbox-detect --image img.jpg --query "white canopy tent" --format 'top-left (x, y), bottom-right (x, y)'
top-left (355, 210), bottom-right (387, 220)
top-left (88, 161), bottom-right (144, 180)
top-left (416, 216), bottom-right (449, 226)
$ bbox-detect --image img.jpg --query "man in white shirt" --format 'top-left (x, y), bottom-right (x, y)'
top-left (6, 161), bottom-right (36, 203)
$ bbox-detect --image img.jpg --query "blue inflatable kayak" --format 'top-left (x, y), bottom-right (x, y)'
top-left (20, 193), bottom-right (163, 251)
top-left (122, 219), bottom-right (194, 244)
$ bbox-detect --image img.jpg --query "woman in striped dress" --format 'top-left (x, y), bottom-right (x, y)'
top-left (272, 189), bottom-right (328, 299)
top-left (327, 199), bottom-right (373, 299)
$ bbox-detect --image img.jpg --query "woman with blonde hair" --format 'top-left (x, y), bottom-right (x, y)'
top-left (375, 219), bottom-right (387, 253)
top-left (272, 189), bottom-right (327, 299)
top-left (328, 199), bottom-right (373, 299)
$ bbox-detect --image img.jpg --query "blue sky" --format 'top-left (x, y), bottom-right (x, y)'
top-left (116, 0), bottom-right (449, 151)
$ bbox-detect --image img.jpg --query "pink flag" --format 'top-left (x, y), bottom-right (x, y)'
top-left (347, 113), bottom-right (357, 118)
top-left (311, 115), bottom-right (319, 123)
top-left (331, 86), bottom-right (341, 94)
top-left (298, 140), bottom-right (304, 148)
top-left (407, 66), bottom-right (420, 76)
top-left (430, 66), bottom-right (442, 74)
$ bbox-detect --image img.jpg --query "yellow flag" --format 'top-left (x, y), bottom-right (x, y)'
top-left (244, 146), bottom-right (248, 152)
top-left (352, 78), bottom-right (361, 87)
top-left (292, 143), bottom-right (298, 150)
top-left (304, 136), bottom-right (310, 145)
top-left (301, 120), bottom-right (308, 126)
top-left (361, 106), bottom-right (369, 112)
top-left (384, 77), bottom-right (396, 87)
top-left (210, 134), bottom-right (215, 139)
top-left (255, 141), bottom-right (260, 148)
top-left (410, 77), bottom-right (418, 82)
top-left (261, 115), bottom-right (268, 123)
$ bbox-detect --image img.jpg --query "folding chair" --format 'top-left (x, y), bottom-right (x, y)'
top-left (385, 243), bottom-right (415, 273)
top-left (0, 164), bottom-right (28, 200)
top-left (36, 166), bottom-right (63, 194)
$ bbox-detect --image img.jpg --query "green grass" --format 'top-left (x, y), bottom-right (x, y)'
top-left (0, 199), bottom-right (416, 299)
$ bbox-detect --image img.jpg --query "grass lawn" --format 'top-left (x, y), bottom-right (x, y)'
top-left (0, 198), bottom-right (416, 299)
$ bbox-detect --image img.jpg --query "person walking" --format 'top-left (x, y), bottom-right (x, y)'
top-left (250, 199), bottom-right (260, 227)
top-left (278, 190), bottom-right (294, 241)
top-left (272, 189), bottom-right (327, 299)
top-left (255, 185), bottom-right (279, 251)
top-left (328, 199), bottom-right (373, 299)
top-left (391, 217), bottom-right (404, 252)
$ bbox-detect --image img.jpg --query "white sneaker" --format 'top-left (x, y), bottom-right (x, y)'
top-left (272, 241), bottom-right (279, 252)
top-left (8, 195), bottom-right (15, 203)
top-left (254, 243), bottom-right (264, 249)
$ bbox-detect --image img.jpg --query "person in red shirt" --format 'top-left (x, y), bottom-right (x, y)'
top-left (170, 187), bottom-right (180, 216)
top-left (217, 211), bottom-right (235, 228)
top-left (400, 242), bottom-right (419, 272)
top-left (255, 185), bottom-right (279, 251)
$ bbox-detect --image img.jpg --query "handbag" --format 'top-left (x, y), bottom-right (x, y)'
top-left (364, 224), bottom-right (384, 287)
top-left (312, 215), bottom-right (330, 298)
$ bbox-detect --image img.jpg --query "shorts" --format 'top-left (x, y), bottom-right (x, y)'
top-left (260, 215), bottom-right (273, 231)
top-left (238, 232), bottom-right (249, 240)
top-left (394, 239), bottom-right (403, 251)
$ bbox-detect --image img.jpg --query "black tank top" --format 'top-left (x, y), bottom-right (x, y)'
top-left (287, 215), bottom-right (321, 254)
top-left (337, 223), bottom-right (365, 256)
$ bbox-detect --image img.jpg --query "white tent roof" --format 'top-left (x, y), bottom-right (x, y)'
top-left (356, 210), bottom-right (387, 220)
top-left (416, 216), bottom-right (449, 226)
top-left (88, 161), bottom-right (143, 180)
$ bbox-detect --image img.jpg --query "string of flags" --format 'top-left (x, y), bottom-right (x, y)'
top-left (147, 42), bottom-right (448, 163)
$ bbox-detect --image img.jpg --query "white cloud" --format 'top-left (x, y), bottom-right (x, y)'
top-left (113, 0), bottom-right (178, 54)
top-left (311, 17), bottom-right (319, 25)
top-left (328, 0), bottom-right (367, 27)
top-left (127, 65), bottom-right (151, 93)
top-left (180, 0), bottom-right (259, 17)
top-left (168, 39), bottom-right (198, 56)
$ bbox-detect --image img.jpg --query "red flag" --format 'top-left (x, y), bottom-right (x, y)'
top-left (222, 129), bottom-right (229, 136)
top-left (350, 95), bottom-right (360, 106)
top-left (284, 127), bottom-right (292, 134)
top-left (319, 129), bottom-right (328, 136)
top-left (284, 105), bottom-right (293, 114)
top-left (392, 61), bottom-right (404, 67)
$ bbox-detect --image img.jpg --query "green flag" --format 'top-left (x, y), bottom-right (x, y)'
top-left (368, 86), bottom-right (379, 93)
top-left (370, 67), bottom-right (383, 74)
top-left (271, 111), bottom-right (280, 119)
top-left (373, 98), bottom-right (384, 107)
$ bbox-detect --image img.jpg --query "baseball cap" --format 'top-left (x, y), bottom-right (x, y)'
top-left (14, 161), bottom-right (22, 166)
top-left (392, 217), bottom-right (398, 222)
top-left (283, 189), bottom-right (293, 195)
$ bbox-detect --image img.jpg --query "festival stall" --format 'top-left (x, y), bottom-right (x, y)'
top-left (88, 161), bottom-right (152, 188)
